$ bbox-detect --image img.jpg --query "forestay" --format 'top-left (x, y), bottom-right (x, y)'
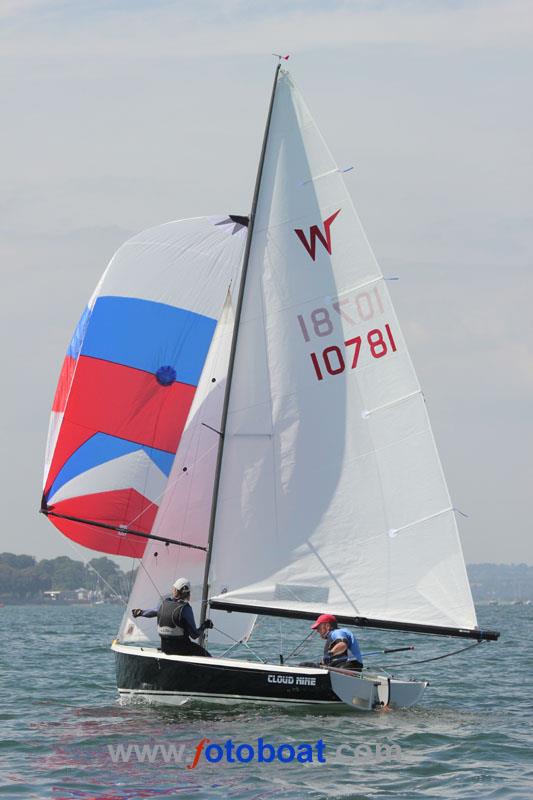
top-left (208, 70), bottom-right (477, 632)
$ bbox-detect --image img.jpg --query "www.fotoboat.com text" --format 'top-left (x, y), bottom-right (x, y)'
top-left (106, 738), bottom-right (402, 768)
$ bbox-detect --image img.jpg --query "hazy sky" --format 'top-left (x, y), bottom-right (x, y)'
top-left (1, 0), bottom-right (531, 567)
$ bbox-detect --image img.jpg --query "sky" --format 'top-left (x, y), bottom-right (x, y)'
top-left (1, 0), bottom-right (532, 567)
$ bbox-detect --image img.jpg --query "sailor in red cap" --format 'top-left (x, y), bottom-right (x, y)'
top-left (311, 614), bottom-right (363, 671)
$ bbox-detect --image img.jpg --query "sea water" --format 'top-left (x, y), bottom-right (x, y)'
top-left (1, 603), bottom-right (531, 799)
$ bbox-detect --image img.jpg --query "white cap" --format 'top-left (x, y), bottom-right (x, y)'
top-left (173, 577), bottom-right (191, 592)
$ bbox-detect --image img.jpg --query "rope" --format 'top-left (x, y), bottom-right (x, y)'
top-left (63, 537), bottom-right (126, 605)
top-left (137, 558), bottom-right (164, 602)
top-left (213, 625), bottom-right (266, 663)
top-left (384, 640), bottom-right (482, 667)
top-left (85, 562), bottom-right (126, 605)
top-left (284, 630), bottom-right (315, 661)
top-left (219, 640), bottom-right (242, 658)
top-left (128, 558), bottom-right (136, 597)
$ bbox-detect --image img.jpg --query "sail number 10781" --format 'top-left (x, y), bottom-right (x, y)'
top-left (310, 325), bottom-right (397, 381)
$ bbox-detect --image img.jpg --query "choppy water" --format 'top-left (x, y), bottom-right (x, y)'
top-left (1, 603), bottom-right (531, 799)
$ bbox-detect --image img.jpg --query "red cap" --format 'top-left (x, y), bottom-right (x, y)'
top-left (311, 613), bottom-right (337, 630)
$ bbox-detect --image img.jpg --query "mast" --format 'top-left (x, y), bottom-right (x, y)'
top-left (199, 64), bottom-right (282, 633)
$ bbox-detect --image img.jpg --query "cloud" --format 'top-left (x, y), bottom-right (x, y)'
top-left (1, 0), bottom-right (533, 59)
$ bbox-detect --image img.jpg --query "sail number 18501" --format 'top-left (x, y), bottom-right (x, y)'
top-left (310, 325), bottom-right (397, 381)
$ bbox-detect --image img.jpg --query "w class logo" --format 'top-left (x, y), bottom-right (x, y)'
top-left (294, 209), bottom-right (341, 261)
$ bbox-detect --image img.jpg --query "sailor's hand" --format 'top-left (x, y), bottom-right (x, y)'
top-left (202, 618), bottom-right (214, 630)
top-left (131, 608), bottom-right (143, 618)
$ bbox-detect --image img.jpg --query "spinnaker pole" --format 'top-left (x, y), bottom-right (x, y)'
top-left (199, 64), bottom-right (282, 638)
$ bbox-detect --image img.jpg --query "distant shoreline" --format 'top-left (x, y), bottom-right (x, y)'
top-left (2, 554), bottom-right (533, 604)
top-left (0, 599), bottom-right (123, 606)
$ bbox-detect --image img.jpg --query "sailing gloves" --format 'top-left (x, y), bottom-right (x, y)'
top-left (131, 609), bottom-right (143, 618)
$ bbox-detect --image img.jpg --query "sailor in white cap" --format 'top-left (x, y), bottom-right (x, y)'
top-left (132, 577), bottom-right (213, 656)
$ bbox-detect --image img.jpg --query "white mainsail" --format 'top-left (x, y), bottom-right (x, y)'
top-left (208, 69), bottom-right (476, 632)
top-left (119, 291), bottom-right (256, 645)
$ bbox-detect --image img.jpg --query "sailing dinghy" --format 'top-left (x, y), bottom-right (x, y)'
top-left (42, 65), bottom-right (499, 711)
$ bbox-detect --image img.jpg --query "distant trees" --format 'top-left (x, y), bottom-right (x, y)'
top-left (0, 554), bottom-right (36, 570)
top-left (0, 556), bottom-right (51, 600)
top-left (0, 553), bottom-right (136, 602)
top-left (34, 556), bottom-right (87, 590)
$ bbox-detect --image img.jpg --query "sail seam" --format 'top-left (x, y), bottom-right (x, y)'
top-left (224, 275), bottom-right (383, 323)
top-left (77, 353), bottom-right (199, 389)
top-left (274, 425), bottom-right (435, 481)
top-left (325, 276), bottom-right (382, 300)
top-left (254, 195), bottom-right (343, 233)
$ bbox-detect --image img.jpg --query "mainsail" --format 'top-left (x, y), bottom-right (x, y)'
top-left (206, 69), bottom-right (483, 637)
top-left (42, 216), bottom-right (247, 557)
